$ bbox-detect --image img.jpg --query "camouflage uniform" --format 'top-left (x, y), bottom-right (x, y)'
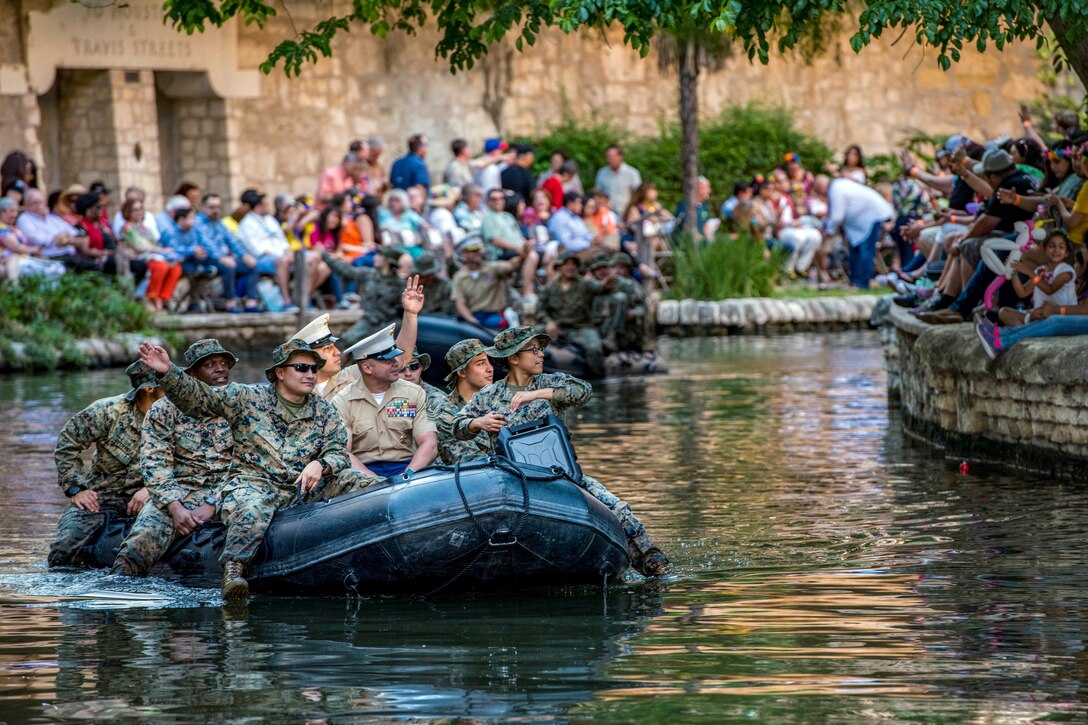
top-left (412, 251), bottom-right (456, 316)
top-left (49, 361), bottom-right (161, 567)
top-left (323, 252), bottom-right (405, 344)
top-left (155, 357), bottom-right (360, 564)
top-left (113, 396), bottom-right (233, 575)
top-left (421, 381), bottom-right (448, 411)
top-left (452, 328), bottom-right (658, 562)
top-left (593, 275), bottom-right (647, 351)
top-left (536, 277), bottom-right (606, 377)
top-left (432, 388), bottom-right (491, 464)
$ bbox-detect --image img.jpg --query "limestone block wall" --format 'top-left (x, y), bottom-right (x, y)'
top-left (109, 70), bottom-right (163, 211)
top-left (882, 304), bottom-right (1088, 477)
top-left (56, 69), bottom-right (119, 189)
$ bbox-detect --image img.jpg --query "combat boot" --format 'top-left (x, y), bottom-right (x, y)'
top-left (222, 560), bottom-right (249, 600)
top-left (638, 548), bottom-right (671, 577)
top-left (111, 556), bottom-right (140, 577)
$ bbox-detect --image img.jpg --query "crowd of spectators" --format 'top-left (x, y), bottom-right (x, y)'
top-left (876, 106), bottom-right (1088, 358)
top-left (3, 112), bottom-right (1083, 338)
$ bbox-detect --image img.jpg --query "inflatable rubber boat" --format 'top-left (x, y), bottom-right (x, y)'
top-left (412, 315), bottom-right (667, 385)
top-left (80, 418), bottom-right (631, 596)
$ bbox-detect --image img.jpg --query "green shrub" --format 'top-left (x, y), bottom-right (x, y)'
top-left (516, 103), bottom-right (834, 211)
top-left (0, 275), bottom-right (155, 371)
top-left (667, 233), bottom-right (785, 300)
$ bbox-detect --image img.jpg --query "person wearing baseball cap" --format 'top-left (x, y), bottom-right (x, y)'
top-left (48, 360), bottom-right (164, 569)
top-left (430, 338), bottom-right (494, 464)
top-left (918, 146), bottom-right (1038, 325)
top-left (112, 339), bottom-right (239, 577)
top-left (137, 336), bottom-right (370, 599)
top-left (332, 324), bottom-right (438, 481)
top-left (450, 326), bottom-right (670, 576)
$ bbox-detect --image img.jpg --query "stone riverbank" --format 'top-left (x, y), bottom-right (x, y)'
top-left (881, 301), bottom-right (1088, 479)
top-left (0, 333), bottom-right (169, 372)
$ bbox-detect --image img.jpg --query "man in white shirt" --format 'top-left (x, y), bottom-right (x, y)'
top-left (16, 189), bottom-right (100, 271)
top-left (815, 175), bottom-right (893, 289)
top-left (594, 145), bottom-right (643, 217)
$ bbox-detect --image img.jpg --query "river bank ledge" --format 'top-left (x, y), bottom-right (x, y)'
top-left (881, 302), bottom-right (1088, 479)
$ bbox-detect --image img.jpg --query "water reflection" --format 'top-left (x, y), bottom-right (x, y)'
top-left (2, 332), bottom-right (1088, 721)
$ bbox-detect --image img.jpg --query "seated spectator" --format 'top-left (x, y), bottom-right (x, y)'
top-left (121, 198), bottom-right (183, 313)
top-left (549, 192), bottom-right (596, 259)
top-left (1010, 138), bottom-right (1046, 183)
top-left (522, 188), bottom-right (558, 281)
top-left (0, 197), bottom-right (65, 280)
top-left (72, 191), bottom-right (120, 274)
top-left (453, 184), bottom-right (485, 234)
top-left (784, 152), bottom-right (816, 191)
top-left (772, 172), bottom-right (822, 280)
top-left (390, 133), bottom-right (430, 191)
top-left (623, 183), bottom-right (673, 255)
top-left (426, 184), bottom-right (462, 248)
top-left (674, 176), bottom-right (715, 242)
top-left (541, 160), bottom-right (580, 209)
top-left (998, 230), bottom-right (1076, 327)
top-left (721, 182), bottom-right (752, 225)
top-left (1020, 106), bottom-right (1082, 152)
top-left (156, 195), bottom-right (191, 238)
top-left (310, 205), bottom-right (347, 308)
top-left (586, 188), bottom-right (620, 250)
top-left (16, 189), bottom-right (102, 272)
top-left (451, 234), bottom-right (525, 329)
top-left (194, 193), bottom-right (261, 312)
top-left (480, 188), bottom-right (540, 297)
top-left (537, 253), bottom-right (605, 377)
top-left (500, 143), bottom-right (536, 204)
top-left (111, 186), bottom-right (160, 241)
top-left (595, 145), bottom-right (642, 219)
top-left (236, 190), bottom-right (300, 311)
top-left (380, 189), bottom-right (429, 250)
top-left (317, 151), bottom-right (367, 203)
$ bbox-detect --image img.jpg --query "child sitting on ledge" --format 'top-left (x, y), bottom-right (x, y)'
top-left (998, 230), bottom-right (1077, 327)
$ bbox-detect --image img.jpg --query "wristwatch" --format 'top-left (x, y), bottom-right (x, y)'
top-left (64, 484), bottom-right (87, 498)
top-left (203, 494), bottom-right (217, 507)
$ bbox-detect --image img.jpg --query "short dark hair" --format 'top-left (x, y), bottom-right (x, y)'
top-left (559, 160), bottom-right (579, 176)
top-left (515, 143), bottom-right (534, 157)
top-left (173, 206), bottom-right (195, 222)
top-left (563, 191), bottom-right (583, 207)
top-left (733, 182), bottom-right (751, 195)
top-left (408, 134), bottom-right (427, 153)
top-left (606, 145), bottom-right (624, 157)
top-left (451, 138), bottom-right (468, 156)
top-left (201, 192), bottom-right (221, 206)
top-left (47, 190), bottom-right (61, 210)
top-left (174, 181), bottom-right (199, 197)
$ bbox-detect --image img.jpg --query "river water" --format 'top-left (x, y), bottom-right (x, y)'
top-left (1, 331), bottom-right (1086, 722)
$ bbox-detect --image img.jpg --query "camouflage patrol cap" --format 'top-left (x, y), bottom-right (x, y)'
top-left (610, 253), bottom-right (634, 268)
top-left (486, 326), bottom-right (550, 359)
top-left (183, 338), bottom-right (238, 371)
top-left (410, 348), bottom-right (431, 370)
top-left (264, 338), bottom-right (326, 383)
top-left (588, 255), bottom-right (612, 271)
top-left (125, 360), bottom-right (160, 401)
top-left (411, 250), bottom-right (442, 276)
top-left (443, 338), bottom-right (490, 381)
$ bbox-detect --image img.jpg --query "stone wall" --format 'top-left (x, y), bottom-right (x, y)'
top-left (657, 295), bottom-right (880, 336)
top-left (882, 303), bottom-right (1088, 478)
top-left (56, 69), bottom-right (119, 189)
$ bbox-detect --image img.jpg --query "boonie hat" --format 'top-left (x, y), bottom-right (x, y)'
top-left (444, 338), bottom-right (490, 382)
top-left (343, 323), bottom-right (403, 362)
top-left (610, 253), bottom-right (634, 268)
top-left (410, 348), bottom-right (431, 370)
top-left (377, 245), bottom-right (405, 264)
top-left (264, 338), bottom-right (325, 383)
top-left (125, 360), bottom-right (160, 401)
top-left (486, 326), bottom-right (550, 359)
top-left (291, 313), bottom-right (340, 349)
top-left (411, 251), bottom-right (443, 276)
top-left (588, 255), bottom-right (612, 271)
top-left (973, 149), bottom-right (1015, 175)
top-left (183, 338), bottom-right (238, 371)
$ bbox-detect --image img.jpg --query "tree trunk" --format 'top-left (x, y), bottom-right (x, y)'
top-left (1047, 15), bottom-right (1088, 93)
top-left (679, 38), bottom-right (700, 238)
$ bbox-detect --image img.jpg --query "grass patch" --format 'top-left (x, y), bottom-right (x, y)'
top-left (0, 274), bottom-right (160, 370)
top-left (666, 234), bottom-right (786, 300)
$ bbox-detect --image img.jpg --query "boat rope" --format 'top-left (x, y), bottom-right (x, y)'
top-left (420, 456), bottom-right (532, 599)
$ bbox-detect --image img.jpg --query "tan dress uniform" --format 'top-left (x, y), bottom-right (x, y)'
top-left (451, 260), bottom-right (516, 315)
top-left (332, 379), bottom-right (437, 475)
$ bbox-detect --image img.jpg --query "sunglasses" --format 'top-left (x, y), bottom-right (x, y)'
top-left (402, 362), bottom-right (422, 372)
top-left (283, 363), bottom-right (320, 374)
